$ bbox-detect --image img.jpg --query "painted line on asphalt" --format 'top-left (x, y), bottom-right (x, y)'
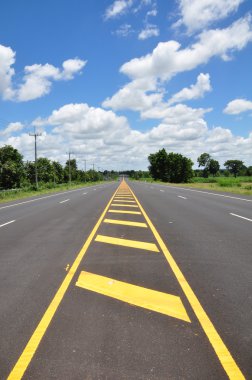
top-left (0, 183), bottom-right (111, 210)
top-left (108, 209), bottom-right (141, 215)
top-left (95, 234), bottom-right (159, 252)
top-left (157, 184), bottom-right (252, 202)
top-left (7, 187), bottom-right (118, 380)
top-left (76, 271), bottom-right (190, 322)
top-left (83, 192), bottom-right (88, 195)
top-left (130, 186), bottom-right (245, 380)
top-left (113, 200), bottom-right (136, 203)
top-left (160, 189), bottom-right (164, 192)
top-left (0, 220), bottom-right (16, 228)
top-left (103, 218), bottom-right (147, 228)
top-left (230, 213), bottom-right (252, 222)
top-left (59, 199), bottom-right (70, 204)
top-left (111, 203), bottom-right (138, 208)
top-left (178, 196), bottom-right (187, 200)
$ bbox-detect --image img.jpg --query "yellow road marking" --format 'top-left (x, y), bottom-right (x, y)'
top-left (95, 234), bottom-right (159, 252)
top-left (108, 209), bottom-right (141, 215)
top-left (7, 188), bottom-right (118, 380)
top-left (103, 218), bottom-right (147, 228)
top-left (130, 186), bottom-right (245, 380)
top-left (76, 271), bottom-right (190, 322)
top-left (113, 200), bottom-right (135, 203)
top-left (114, 194), bottom-right (133, 196)
top-left (111, 203), bottom-right (138, 207)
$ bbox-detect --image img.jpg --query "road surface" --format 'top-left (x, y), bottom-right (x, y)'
top-left (0, 180), bottom-right (251, 379)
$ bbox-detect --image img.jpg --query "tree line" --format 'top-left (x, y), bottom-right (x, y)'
top-left (0, 145), bottom-right (117, 190)
top-left (147, 149), bottom-right (251, 183)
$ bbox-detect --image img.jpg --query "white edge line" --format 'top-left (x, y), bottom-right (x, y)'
top-left (59, 199), bottom-right (70, 204)
top-left (0, 220), bottom-right (16, 228)
top-left (0, 183), bottom-right (112, 210)
top-left (230, 213), bottom-right (252, 222)
top-left (149, 183), bottom-right (252, 203)
top-left (178, 196), bottom-right (187, 199)
top-left (83, 192), bottom-right (87, 195)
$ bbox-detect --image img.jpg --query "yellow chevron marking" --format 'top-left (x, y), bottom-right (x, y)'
top-left (95, 235), bottom-right (159, 252)
top-left (76, 271), bottom-right (190, 322)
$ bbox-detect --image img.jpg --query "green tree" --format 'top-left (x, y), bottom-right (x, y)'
top-left (208, 159), bottom-right (220, 176)
top-left (197, 153), bottom-right (220, 178)
top-left (64, 159), bottom-right (78, 182)
top-left (0, 145), bottom-right (24, 189)
top-left (224, 160), bottom-right (244, 177)
top-left (148, 149), bottom-right (193, 183)
top-left (52, 161), bottom-right (64, 183)
top-left (148, 148), bottom-right (169, 181)
top-left (37, 158), bottom-right (54, 183)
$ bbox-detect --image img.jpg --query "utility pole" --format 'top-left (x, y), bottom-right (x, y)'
top-left (92, 163), bottom-right (95, 171)
top-left (29, 128), bottom-right (42, 190)
top-left (83, 159), bottom-right (86, 182)
top-left (67, 151), bottom-right (73, 186)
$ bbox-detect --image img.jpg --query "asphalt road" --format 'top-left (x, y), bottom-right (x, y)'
top-left (0, 180), bottom-right (251, 379)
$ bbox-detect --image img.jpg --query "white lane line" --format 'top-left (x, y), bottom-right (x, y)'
top-left (0, 220), bottom-right (16, 228)
top-left (160, 189), bottom-right (164, 192)
top-left (94, 189), bottom-right (97, 191)
top-left (178, 196), bottom-right (187, 199)
top-left (83, 192), bottom-right (87, 195)
top-left (159, 185), bottom-right (252, 203)
top-left (59, 199), bottom-right (70, 204)
top-left (230, 213), bottom-right (252, 222)
top-left (0, 183), bottom-right (112, 211)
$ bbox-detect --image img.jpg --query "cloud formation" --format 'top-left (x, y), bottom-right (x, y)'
top-left (0, 44), bottom-right (86, 102)
top-left (104, 0), bottom-right (133, 20)
top-left (174, 0), bottom-right (244, 34)
top-left (138, 24), bottom-right (159, 40)
top-left (224, 98), bottom-right (252, 114)
top-left (168, 73), bottom-right (212, 105)
top-left (1, 102), bottom-right (251, 169)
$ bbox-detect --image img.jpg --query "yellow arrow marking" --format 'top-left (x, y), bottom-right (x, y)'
top-left (103, 219), bottom-right (147, 228)
top-left (95, 234), bottom-right (159, 252)
top-left (76, 271), bottom-right (190, 322)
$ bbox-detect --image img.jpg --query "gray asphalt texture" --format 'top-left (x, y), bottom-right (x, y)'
top-left (0, 180), bottom-right (251, 379)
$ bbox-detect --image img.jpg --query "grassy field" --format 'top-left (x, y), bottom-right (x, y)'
top-left (138, 176), bottom-right (252, 196)
top-left (0, 181), bottom-right (109, 204)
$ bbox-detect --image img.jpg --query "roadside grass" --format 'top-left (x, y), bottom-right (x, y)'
top-left (0, 181), bottom-right (110, 204)
top-left (136, 177), bottom-right (252, 196)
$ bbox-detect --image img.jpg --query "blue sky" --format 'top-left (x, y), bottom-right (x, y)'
top-left (0, 0), bottom-right (252, 170)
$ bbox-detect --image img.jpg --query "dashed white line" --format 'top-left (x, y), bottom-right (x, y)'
top-left (178, 195), bottom-right (187, 200)
top-left (83, 192), bottom-right (87, 195)
top-left (160, 189), bottom-right (164, 192)
top-left (59, 199), bottom-right (70, 204)
top-left (0, 220), bottom-right (16, 228)
top-left (0, 183), bottom-right (110, 210)
top-left (230, 213), bottom-right (252, 222)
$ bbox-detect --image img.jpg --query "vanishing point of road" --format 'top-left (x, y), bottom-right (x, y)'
top-left (0, 180), bottom-right (251, 379)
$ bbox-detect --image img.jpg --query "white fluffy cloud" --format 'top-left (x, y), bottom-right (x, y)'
top-left (0, 43), bottom-right (86, 102)
top-left (0, 122), bottom-right (24, 136)
top-left (138, 24), bottom-right (159, 40)
top-left (1, 102), bottom-right (252, 168)
top-left (168, 73), bottom-right (212, 105)
top-left (121, 15), bottom-right (252, 80)
top-left (174, 0), bottom-right (244, 34)
top-left (223, 98), bottom-right (252, 114)
top-left (104, 0), bottom-right (133, 20)
top-left (0, 44), bottom-right (16, 100)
